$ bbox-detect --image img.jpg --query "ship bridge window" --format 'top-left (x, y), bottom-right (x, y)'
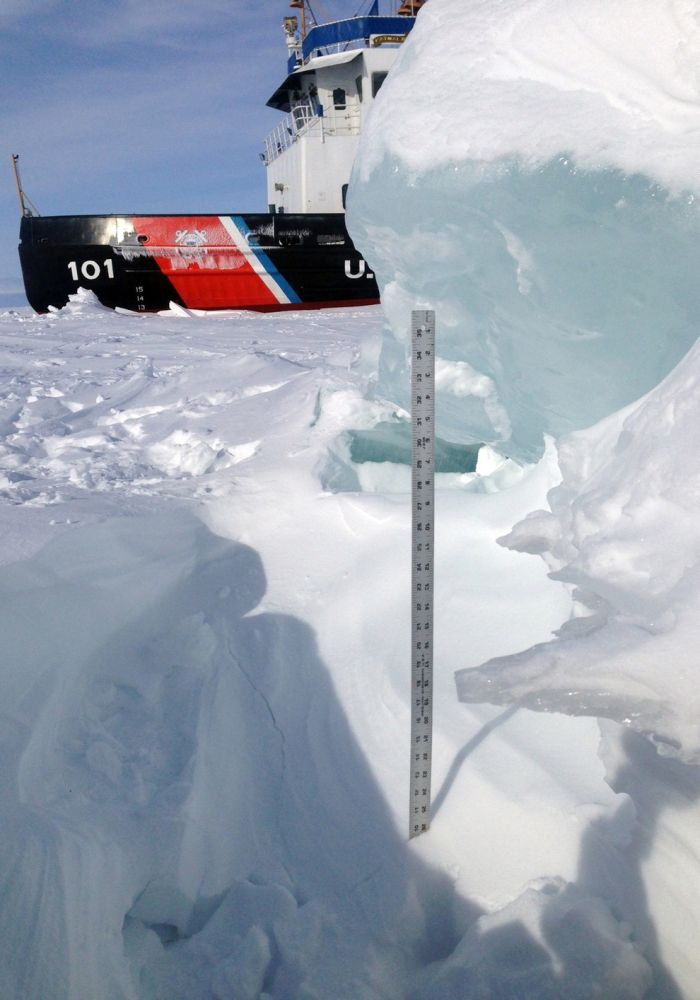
top-left (355, 75), bottom-right (363, 101)
top-left (332, 87), bottom-right (346, 109)
top-left (371, 72), bottom-right (388, 97)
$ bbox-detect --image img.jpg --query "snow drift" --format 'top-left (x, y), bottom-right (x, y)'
top-left (2, 296), bottom-right (682, 998)
top-left (456, 337), bottom-right (700, 763)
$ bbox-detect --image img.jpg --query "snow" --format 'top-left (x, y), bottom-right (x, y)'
top-left (348, 0), bottom-right (700, 461)
top-left (1, 292), bottom-right (694, 997)
top-left (356, 0), bottom-right (700, 194)
top-left (350, 0), bottom-right (700, 994)
top-left (456, 337), bottom-right (700, 763)
top-left (5, 1), bottom-right (700, 995)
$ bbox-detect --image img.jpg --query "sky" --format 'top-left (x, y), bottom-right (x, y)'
top-left (1, 0), bottom-right (385, 308)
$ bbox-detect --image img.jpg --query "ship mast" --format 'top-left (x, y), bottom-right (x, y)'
top-left (289, 0), bottom-right (306, 39)
top-left (10, 154), bottom-right (39, 218)
top-left (288, 1), bottom-right (331, 39)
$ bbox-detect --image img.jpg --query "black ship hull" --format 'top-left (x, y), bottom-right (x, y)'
top-left (19, 212), bottom-right (379, 314)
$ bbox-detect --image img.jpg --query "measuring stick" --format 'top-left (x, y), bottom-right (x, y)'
top-left (409, 310), bottom-right (435, 839)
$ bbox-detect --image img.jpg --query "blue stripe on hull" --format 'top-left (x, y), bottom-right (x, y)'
top-left (231, 215), bottom-right (302, 304)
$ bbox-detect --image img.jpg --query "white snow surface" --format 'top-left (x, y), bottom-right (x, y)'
top-left (0, 291), bottom-right (699, 998)
top-left (357, 0), bottom-right (700, 192)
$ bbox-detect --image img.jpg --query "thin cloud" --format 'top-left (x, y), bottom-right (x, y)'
top-left (3, 36), bottom-right (282, 221)
top-left (17, 0), bottom-right (277, 50)
top-left (0, 0), bottom-right (60, 28)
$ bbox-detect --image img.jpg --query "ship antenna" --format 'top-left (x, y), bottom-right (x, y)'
top-left (306, 0), bottom-right (330, 24)
top-left (10, 154), bottom-right (39, 218)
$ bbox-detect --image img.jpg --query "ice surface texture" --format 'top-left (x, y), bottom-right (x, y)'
top-left (348, 0), bottom-right (700, 461)
top-left (456, 337), bottom-right (700, 763)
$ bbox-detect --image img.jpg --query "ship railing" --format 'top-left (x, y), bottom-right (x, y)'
top-left (263, 100), bottom-right (360, 164)
top-left (321, 103), bottom-right (361, 137)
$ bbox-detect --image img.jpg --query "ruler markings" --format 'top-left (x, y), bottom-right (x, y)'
top-left (410, 309), bottom-right (435, 839)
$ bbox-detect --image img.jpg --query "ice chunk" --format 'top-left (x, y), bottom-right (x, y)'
top-left (457, 336), bottom-right (700, 761)
top-left (348, 0), bottom-right (700, 460)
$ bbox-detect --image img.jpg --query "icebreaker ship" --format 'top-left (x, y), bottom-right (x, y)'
top-left (16, 1), bottom-right (425, 314)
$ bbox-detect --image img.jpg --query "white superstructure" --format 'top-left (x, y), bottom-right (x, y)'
top-left (263, 8), bottom-right (421, 214)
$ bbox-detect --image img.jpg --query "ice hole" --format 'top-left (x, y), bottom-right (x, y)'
top-left (319, 421), bottom-right (492, 495)
top-left (348, 420), bottom-right (480, 472)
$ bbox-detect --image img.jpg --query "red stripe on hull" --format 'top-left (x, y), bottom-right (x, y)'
top-left (130, 216), bottom-right (280, 309)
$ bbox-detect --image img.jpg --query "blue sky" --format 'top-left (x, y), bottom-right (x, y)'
top-left (1, 0), bottom-right (382, 308)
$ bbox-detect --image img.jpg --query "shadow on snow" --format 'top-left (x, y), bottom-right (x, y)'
top-left (0, 509), bottom-right (690, 999)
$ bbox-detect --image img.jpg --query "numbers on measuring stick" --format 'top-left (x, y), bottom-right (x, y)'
top-left (67, 259), bottom-right (115, 282)
top-left (410, 310), bottom-right (435, 839)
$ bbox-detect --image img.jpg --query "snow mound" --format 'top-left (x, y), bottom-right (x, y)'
top-left (348, 0), bottom-right (700, 460)
top-left (0, 510), bottom-right (410, 998)
top-left (0, 504), bottom-right (650, 1000)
